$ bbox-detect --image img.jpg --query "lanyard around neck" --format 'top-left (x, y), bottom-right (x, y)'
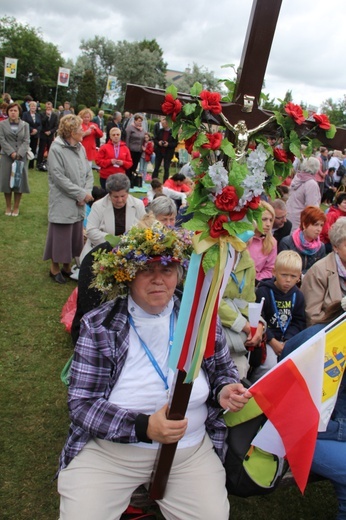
top-left (113, 143), bottom-right (120, 158)
top-left (269, 289), bottom-right (296, 340)
top-left (230, 271), bottom-right (246, 294)
top-left (128, 312), bottom-right (174, 390)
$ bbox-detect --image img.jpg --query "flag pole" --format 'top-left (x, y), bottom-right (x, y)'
top-left (54, 85), bottom-right (58, 109)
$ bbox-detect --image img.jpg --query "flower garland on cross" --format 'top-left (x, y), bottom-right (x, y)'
top-left (162, 82), bottom-right (336, 270)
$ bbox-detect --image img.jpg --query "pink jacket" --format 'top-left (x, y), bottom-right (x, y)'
top-left (286, 172), bottom-right (321, 232)
top-left (247, 235), bottom-right (277, 281)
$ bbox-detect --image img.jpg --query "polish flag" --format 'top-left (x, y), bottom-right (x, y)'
top-left (250, 315), bottom-right (346, 493)
top-left (250, 331), bottom-right (325, 493)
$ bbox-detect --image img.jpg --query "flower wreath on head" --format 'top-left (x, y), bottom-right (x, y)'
top-left (161, 82), bottom-right (336, 270)
top-left (91, 221), bottom-right (194, 299)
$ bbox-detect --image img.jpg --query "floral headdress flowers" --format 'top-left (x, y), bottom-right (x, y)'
top-left (92, 222), bottom-right (193, 299)
top-left (161, 82), bottom-right (336, 270)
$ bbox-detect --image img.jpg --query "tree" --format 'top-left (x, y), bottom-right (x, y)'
top-left (321, 96), bottom-right (346, 128)
top-left (168, 62), bottom-right (221, 94)
top-left (76, 69), bottom-right (97, 109)
top-left (113, 40), bottom-right (167, 110)
top-left (0, 16), bottom-right (63, 101)
top-left (79, 36), bottom-right (117, 107)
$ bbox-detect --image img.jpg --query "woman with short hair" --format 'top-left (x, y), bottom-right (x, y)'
top-left (79, 108), bottom-right (103, 167)
top-left (0, 102), bottom-right (30, 216)
top-left (95, 127), bottom-right (132, 189)
top-left (279, 205), bottom-right (326, 275)
top-left (43, 114), bottom-right (94, 284)
top-left (80, 173), bottom-right (145, 262)
top-left (58, 222), bottom-right (251, 520)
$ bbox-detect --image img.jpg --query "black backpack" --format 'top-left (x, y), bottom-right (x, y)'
top-left (224, 399), bottom-right (288, 497)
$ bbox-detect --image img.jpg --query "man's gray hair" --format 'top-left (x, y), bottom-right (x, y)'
top-left (270, 199), bottom-right (287, 211)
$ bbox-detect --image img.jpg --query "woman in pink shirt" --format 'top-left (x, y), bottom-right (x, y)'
top-left (248, 200), bottom-right (277, 284)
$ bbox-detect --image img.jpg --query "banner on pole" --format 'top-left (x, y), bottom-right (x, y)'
top-left (106, 75), bottom-right (117, 93)
top-left (57, 67), bottom-right (70, 87)
top-left (4, 58), bottom-right (18, 78)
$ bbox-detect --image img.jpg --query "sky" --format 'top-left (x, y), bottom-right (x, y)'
top-left (3, 0), bottom-right (346, 110)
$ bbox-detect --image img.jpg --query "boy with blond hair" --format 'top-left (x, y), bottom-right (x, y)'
top-left (249, 250), bottom-right (306, 382)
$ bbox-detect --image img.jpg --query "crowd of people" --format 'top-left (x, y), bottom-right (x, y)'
top-left (2, 91), bottom-right (346, 519)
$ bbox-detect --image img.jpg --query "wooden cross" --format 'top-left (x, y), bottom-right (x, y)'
top-left (124, 0), bottom-right (346, 150)
top-left (124, 0), bottom-right (346, 501)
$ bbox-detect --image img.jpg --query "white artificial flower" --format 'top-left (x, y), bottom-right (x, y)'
top-left (208, 161), bottom-right (229, 194)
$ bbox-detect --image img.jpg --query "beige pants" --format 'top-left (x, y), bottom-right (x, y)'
top-left (58, 434), bottom-right (229, 520)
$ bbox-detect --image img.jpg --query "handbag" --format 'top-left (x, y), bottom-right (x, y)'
top-left (9, 160), bottom-right (24, 189)
top-left (27, 148), bottom-right (35, 160)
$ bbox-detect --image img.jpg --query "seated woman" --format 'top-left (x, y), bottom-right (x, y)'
top-left (247, 200), bottom-right (277, 284)
top-left (301, 217), bottom-right (346, 325)
top-left (95, 127), bottom-right (133, 189)
top-left (321, 192), bottom-right (346, 253)
top-left (58, 222), bottom-right (251, 520)
top-left (279, 205), bottom-right (326, 277)
top-left (146, 196), bottom-right (177, 227)
top-left (80, 174), bottom-right (145, 262)
top-left (281, 299), bottom-right (346, 520)
top-left (218, 248), bottom-right (265, 379)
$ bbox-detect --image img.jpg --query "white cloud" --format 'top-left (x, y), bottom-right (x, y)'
top-left (3, 0), bottom-right (346, 108)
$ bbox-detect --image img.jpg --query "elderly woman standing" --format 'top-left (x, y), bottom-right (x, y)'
top-left (301, 217), bottom-right (346, 325)
top-left (0, 102), bottom-right (30, 216)
top-left (286, 156), bottom-right (321, 232)
top-left (95, 127), bottom-right (132, 189)
top-left (58, 222), bottom-right (251, 520)
top-left (43, 114), bottom-right (94, 284)
top-left (80, 173), bottom-right (145, 261)
top-left (79, 108), bottom-right (103, 167)
top-left (125, 113), bottom-right (146, 180)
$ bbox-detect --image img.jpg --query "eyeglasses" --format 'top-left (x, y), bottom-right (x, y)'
top-left (275, 214), bottom-right (287, 221)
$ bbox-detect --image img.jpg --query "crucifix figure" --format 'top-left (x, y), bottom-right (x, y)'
top-left (123, 0), bottom-right (346, 502)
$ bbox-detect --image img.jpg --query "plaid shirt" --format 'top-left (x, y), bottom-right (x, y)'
top-left (58, 295), bottom-right (239, 472)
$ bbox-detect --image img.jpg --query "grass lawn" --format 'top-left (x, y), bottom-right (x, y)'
top-left (0, 170), bottom-right (338, 519)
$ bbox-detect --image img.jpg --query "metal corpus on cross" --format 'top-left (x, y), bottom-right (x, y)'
top-left (124, 0), bottom-right (345, 501)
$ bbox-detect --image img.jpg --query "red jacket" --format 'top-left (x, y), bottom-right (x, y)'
top-left (81, 123), bottom-right (104, 161)
top-left (143, 140), bottom-right (154, 162)
top-left (320, 205), bottom-right (346, 244)
top-left (95, 140), bottom-right (133, 179)
top-left (164, 178), bottom-right (191, 193)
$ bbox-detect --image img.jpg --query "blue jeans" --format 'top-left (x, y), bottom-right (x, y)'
top-left (312, 439), bottom-right (346, 519)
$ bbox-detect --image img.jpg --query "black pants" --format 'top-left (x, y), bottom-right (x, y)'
top-left (37, 136), bottom-right (54, 166)
top-left (152, 149), bottom-right (173, 181)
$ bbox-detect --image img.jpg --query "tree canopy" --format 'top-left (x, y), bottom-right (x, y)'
top-left (0, 16), bottom-right (63, 101)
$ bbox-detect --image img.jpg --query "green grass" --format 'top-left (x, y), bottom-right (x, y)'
top-left (0, 171), bottom-right (338, 519)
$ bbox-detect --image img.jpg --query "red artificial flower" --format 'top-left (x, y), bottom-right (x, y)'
top-left (284, 102), bottom-right (305, 125)
top-left (215, 185), bottom-right (239, 212)
top-left (200, 90), bottom-right (222, 114)
top-left (208, 214), bottom-right (229, 238)
top-left (274, 148), bottom-right (289, 163)
top-left (191, 151), bottom-right (200, 159)
top-left (229, 207), bottom-right (247, 221)
top-left (313, 113), bottom-right (331, 130)
top-left (202, 132), bottom-right (223, 150)
top-left (162, 94), bottom-right (182, 121)
top-left (247, 196), bottom-right (261, 210)
top-left (185, 133), bottom-right (198, 154)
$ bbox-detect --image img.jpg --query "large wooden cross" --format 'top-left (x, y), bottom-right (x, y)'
top-left (125, 0), bottom-right (346, 150)
top-left (124, 0), bottom-right (346, 501)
